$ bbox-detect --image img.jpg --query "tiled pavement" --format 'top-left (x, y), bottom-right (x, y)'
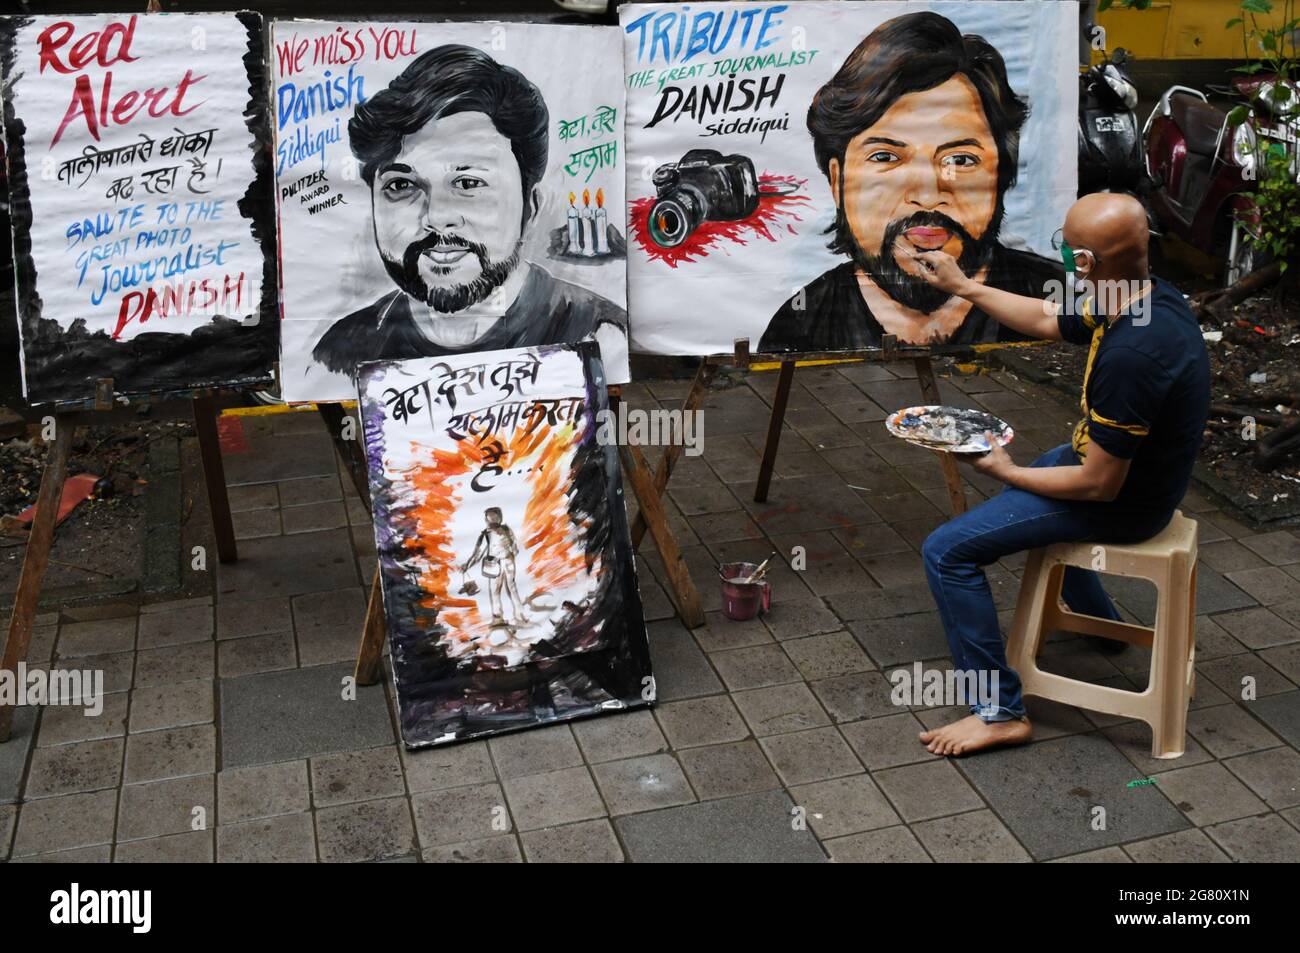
top-left (3, 360), bottom-right (1300, 862)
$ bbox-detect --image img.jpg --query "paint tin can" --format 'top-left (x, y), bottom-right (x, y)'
top-left (719, 561), bottom-right (771, 621)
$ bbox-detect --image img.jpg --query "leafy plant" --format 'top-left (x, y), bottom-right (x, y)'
top-left (1225, 0), bottom-right (1300, 272)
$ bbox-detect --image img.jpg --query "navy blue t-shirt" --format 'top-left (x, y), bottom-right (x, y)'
top-left (1057, 277), bottom-right (1210, 516)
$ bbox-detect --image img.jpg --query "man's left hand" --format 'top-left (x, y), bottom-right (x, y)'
top-left (956, 431), bottom-right (1015, 481)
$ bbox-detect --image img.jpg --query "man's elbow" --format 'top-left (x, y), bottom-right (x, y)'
top-left (1086, 473), bottom-right (1126, 503)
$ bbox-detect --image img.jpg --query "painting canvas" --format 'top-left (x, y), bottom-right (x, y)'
top-left (0, 12), bottom-right (277, 407)
top-left (275, 20), bottom-right (630, 403)
top-left (620, 1), bottom-right (1076, 356)
top-left (357, 341), bottom-right (651, 747)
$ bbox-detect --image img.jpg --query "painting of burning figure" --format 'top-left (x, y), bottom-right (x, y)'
top-left (357, 341), bottom-right (650, 747)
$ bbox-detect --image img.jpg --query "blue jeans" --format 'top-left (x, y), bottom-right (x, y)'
top-left (921, 444), bottom-right (1173, 722)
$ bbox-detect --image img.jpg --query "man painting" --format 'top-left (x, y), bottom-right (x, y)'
top-left (759, 12), bottom-right (1061, 351)
top-left (312, 44), bottom-right (626, 379)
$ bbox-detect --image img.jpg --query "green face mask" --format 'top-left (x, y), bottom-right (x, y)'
top-left (1059, 239), bottom-right (1077, 273)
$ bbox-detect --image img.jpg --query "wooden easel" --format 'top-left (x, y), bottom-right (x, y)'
top-left (0, 388), bottom-right (239, 742)
top-left (344, 380), bottom-right (710, 687)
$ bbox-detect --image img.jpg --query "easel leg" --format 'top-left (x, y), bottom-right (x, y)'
top-left (754, 359), bottom-right (796, 503)
top-left (622, 443), bottom-right (705, 628)
top-left (630, 361), bottom-right (715, 550)
top-left (0, 420), bottom-right (75, 743)
top-left (913, 355), bottom-right (968, 516)
top-left (193, 396), bottom-right (238, 564)
top-left (317, 403), bottom-right (371, 507)
top-left (354, 566), bottom-right (386, 686)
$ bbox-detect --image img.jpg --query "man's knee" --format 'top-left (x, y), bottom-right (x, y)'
top-left (922, 527), bottom-right (953, 573)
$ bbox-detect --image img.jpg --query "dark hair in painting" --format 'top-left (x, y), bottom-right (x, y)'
top-left (485, 507), bottom-right (503, 525)
top-left (807, 12), bottom-right (1029, 256)
top-left (349, 44), bottom-right (549, 204)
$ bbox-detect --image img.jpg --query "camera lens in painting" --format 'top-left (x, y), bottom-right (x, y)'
top-left (649, 196), bottom-right (697, 248)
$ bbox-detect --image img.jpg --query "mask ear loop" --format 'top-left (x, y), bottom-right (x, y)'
top-left (1059, 239), bottom-right (1077, 273)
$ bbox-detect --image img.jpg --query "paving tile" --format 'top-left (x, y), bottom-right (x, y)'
top-left (1198, 653), bottom-right (1295, 699)
top-left (216, 596), bottom-right (294, 641)
top-left (1187, 703), bottom-right (1284, 758)
top-left (615, 790), bottom-right (826, 863)
top-left (1150, 761), bottom-right (1268, 826)
top-left (124, 724), bottom-right (215, 783)
top-left (37, 693), bottom-right (128, 747)
top-left (219, 662), bottom-right (394, 767)
top-left (1204, 813), bottom-right (1300, 863)
top-left (1121, 828), bottom-right (1231, 863)
top-left (282, 500), bottom-right (348, 535)
top-left (760, 727), bottom-right (862, 786)
top-left (136, 604), bottom-right (214, 649)
top-left (646, 620), bottom-right (723, 701)
top-left (233, 508), bottom-right (281, 539)
top-left (1212, 607), bottom-right (1300, 650)
top-left (401, 740), bottom-right (497, 794)
top-left (732, 682), bottom-right (831, 736)
top-left (11, 789), bottom-right (117, 857)
top-left (590, 754), bottom-right (694, 816)
top-left (1250, 690), bottom-right (1300, 747)
top-left (115, 830), bottom-right (213, 863)
top-left (1192, 615), bottom-right (1249, 661)
top-left (503, 766), bottom-right (606, 831)
top-left (1222, 747), bottom-right (1300, 809)
top-left (224, 431), bottom-right (337, 484)
top-left (1101, 720), bottom-right (1212, 777)
top-left (848, 613), bottom-right (950, 667)
top-left (571, 709), bottom-right (668, 763)
top-left (654, 695), bottom-right (750, 749)
top-left (1239, 531), bottom-right (1300, 566)
top-left (1260, 643), bottom-right (1300, 683)
top-left (56, 617), bottom-right (136, 658)
top-left (788, 773), bottom-right (901, 839)
top-left (488, 725), bottom-right (583, 779)
top-left (0, 803), bottom-right (12, 861)
top-left (678, 740), bottom-right (781, 800)
top-left (216, 529), bottom-right (360, 600)
top-left (839, 712), bottom-right (932, 770)
top-left (315, 795), bottom-right (416, 862)
top-left (760, 597), bottom-right (844, 641)
top-left (957, 732), bottom-right (1191, 860)
top-left (10, 844), bottom-right (114, 864)
top-left (276, 474), bottom-right (343, 507)
top-left (782, 631), bottom-right (874, 680)
top-left (691, 611), bottom-right (772, 652)
top-left (218, 760), bottom-right (310, 823)
top-left (117, 775), bottom-right (215, 841)
top-left (912, 809), bottom-right (1032, 863)
top-left (823, 825), bottom-right (932, 862)
top-left (411, 782), bottom-right (509, 847)
top-left (0, 705), bottom-right (37, 804)
top-left (134, 642), bottom-right (214, 687)
top-left (311, 745), bottom-right (406, 807)
top-left (292, 587), bottom-right (366, 666)
top-left (422, 835), bottom-right (522, 863)
top-left (227, 482), bottom-right (278, 513)
top-left (709, 644), bottom-right (801, 691)
top-left (810, 671), bottom-right (900, 722)
top-left (1049, 847), bottom-right (1131, 863)
top-left (127, 678), bottom-right (213, 733)
top-left (25, 737), bottom-right (123, 798)
top-left (874, 760), bottom-right (985, 822)
top-left (520, 819), bottom-right (624, 863)
top-left (217, 812), bottom-right (317, 863)
top-left (1225, 566), bottom-right (1300, 606)
top-left (217, 631), bottom-right (297, 677)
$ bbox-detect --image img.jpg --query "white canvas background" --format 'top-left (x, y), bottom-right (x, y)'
top-left (620, 0), bottom-right (1078, 356)
top-left (276, 20), bottom-right (629, 401)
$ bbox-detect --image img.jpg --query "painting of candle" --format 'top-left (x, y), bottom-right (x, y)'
top-left (595, 189), bottom-right (611, 255)
top-left (567, 192), bottom-right (582, 255)
top-left (580, 189), bottom-right (597, 258)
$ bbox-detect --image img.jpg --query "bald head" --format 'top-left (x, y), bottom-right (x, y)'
top-left (1062, 193), bottom-right (1149, 279)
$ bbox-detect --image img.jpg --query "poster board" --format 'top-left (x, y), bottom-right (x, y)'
top-left (620, 1), bottom-right (1076, 356)
top-left (0, 12), bottom-right (277, 407)
top-left (274, 20), bottom-right (630, 403)
top-left (357, 341), bottom-right (650, 747)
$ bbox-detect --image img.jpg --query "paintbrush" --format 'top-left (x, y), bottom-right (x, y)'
top-left (743, 553), bottom-right (776, 585)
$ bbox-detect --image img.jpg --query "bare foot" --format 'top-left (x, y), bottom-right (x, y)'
top-left (918, 714), bottom-right (1032, 757)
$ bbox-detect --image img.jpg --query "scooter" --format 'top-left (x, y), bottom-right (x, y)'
top-left (1078, 47), bottom-right (1145, 196)
top-left (1144, 76), bottom-right (1297, 286)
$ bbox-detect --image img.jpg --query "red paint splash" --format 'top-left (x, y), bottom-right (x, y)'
top-left (629, 172), bottom-right (811, 267)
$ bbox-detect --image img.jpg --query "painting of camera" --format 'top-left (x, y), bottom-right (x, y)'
top-left (648, 149), bottom-right (760, 248)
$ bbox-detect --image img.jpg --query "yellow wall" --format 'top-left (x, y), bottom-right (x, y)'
top-left (1098, 0), bottom-right (1292, 59)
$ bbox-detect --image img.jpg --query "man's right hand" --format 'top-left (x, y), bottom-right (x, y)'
top-left (908, 248), bottom-right (975, 298)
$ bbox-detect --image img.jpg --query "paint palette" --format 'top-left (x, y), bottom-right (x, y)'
top-left (885, 405), bottom-right (1014, 454)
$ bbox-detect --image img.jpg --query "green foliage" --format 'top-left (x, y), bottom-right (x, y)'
top-left (1228, 0), bottom-right (1300, 272)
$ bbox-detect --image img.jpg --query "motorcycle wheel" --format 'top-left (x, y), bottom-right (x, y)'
top-left (1225, 220), bottom-right (1271, 288)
